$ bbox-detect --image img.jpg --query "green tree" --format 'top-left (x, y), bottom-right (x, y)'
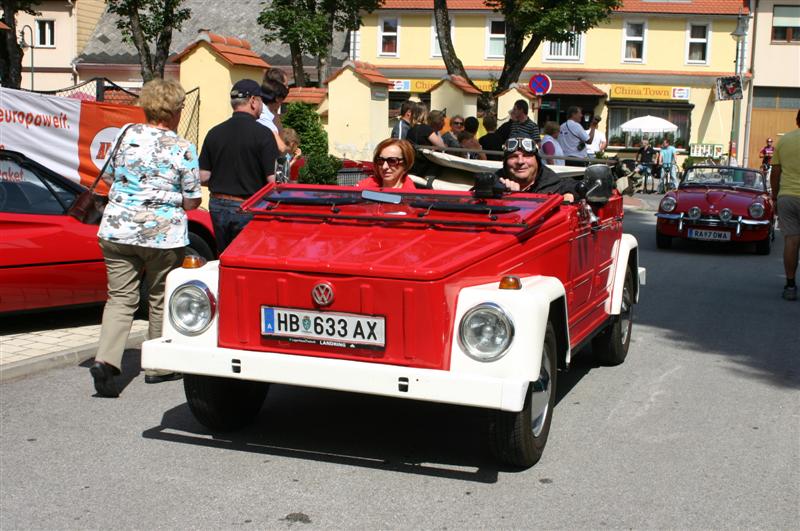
top-left (281, 102), bottom-right (340, 184)
top-left (106, 0), bottom-right (191, 82)
top-left (434, 0), bottom-right (622, 95)
top-left (0, 0), bottom-right (41, 88)
top-left (258, 0), bottom-right (380, 86)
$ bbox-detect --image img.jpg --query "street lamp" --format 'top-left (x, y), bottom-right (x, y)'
top-left (18, 24), bottom-right (34, 90)
top-left (728, 14), bottom-right (748, 163)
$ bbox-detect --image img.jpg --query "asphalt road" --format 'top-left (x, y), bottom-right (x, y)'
top-left (1, 207), bottom-right (798, 529)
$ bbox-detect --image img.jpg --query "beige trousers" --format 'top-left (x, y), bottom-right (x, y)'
top-left (95, 239), bottom-right (184, 374)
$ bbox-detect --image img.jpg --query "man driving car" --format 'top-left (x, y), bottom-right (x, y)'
top-left (496, 136), bottom-right (580, 202)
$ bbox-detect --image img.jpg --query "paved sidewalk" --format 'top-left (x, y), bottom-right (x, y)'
top-left (0, 309), bottom-right (148, 382)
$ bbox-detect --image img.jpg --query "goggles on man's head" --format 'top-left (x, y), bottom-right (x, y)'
top-left (505, 137), bottom-right (538, 155)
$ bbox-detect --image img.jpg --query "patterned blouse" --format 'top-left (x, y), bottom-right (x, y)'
top-left (98, 124), bottom-right (201, 249)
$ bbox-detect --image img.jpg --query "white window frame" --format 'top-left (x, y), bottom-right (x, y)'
top-left (621, 19), bottom-right (647, 63)
top-left (543, 32), bottom-right (585, 63)
top-left (349, 29), bottom-right (360, 60)
top-left (378, 16), bottom-right (400, 58)
top-left (35, 19), bottom-right (55, 48)
top-left (685, 20), bottom-right (711, 65)
top-left (485, 17), bottom-right (506, 60)
top-left (431, 14), bottom-right (454, 58)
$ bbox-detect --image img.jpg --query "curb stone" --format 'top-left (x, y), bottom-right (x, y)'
top-left (0, 331), bottom-right (147, 382)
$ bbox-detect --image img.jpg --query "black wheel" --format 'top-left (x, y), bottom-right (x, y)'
top-left (644, 171), bottom-right (655, 194)
top-left (593, 266), bottom-right (634, 366)
top-left (490, 322), bottom-right (557, 468)
top-left (755, 230), bottom-right (772, 255)
top-left (183, 374), bottom-right (270, 432)
top-left (187, 232), bottom-right (215, 260)
top-left (656, 229), bottom-right (672, 249)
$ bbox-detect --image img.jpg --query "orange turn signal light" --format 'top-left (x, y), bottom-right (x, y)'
top-left (182, 255), bottom-right (206, 269)
top-left (499, 275), bottom-right (522, 290)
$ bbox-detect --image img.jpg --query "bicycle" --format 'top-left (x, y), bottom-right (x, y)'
top-left (637, 162), bottom-right (657, 194)
top-left (658, 162), bottom-right (678, 193)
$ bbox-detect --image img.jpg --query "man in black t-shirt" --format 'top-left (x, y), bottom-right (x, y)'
top-left (479, 113), bottom-right (504, 161)
top-left (199, 79), bottom-right (279, 252)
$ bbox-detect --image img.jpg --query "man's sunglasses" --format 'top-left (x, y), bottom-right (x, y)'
top-left (505, 137), bottom-right (538, 155)
top-left (376, 156), bottom-right (404, 167)
top-left (451, 121), bottom-right (464, 126)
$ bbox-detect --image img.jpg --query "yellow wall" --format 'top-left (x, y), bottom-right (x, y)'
top-left (430, 82), bottom-right (478, 118)
top-left (327, 68), bottom-right (389, 160)
top-left (361, 12), bottom-right (740, 73)
top-left (17, 1), bottom-right (76, 90)
top-left (178, 43), bottom-right (266, 148)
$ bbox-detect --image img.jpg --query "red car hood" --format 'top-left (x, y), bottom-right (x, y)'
top-left (675, 187), bottom-right (767, 214)
top-left (222, 192), bottom-right (563, 281)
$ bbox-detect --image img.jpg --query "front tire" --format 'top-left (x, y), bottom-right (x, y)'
top-left (490, 322), bottom-right (557, 468)
top-left (184, 375), bottom-right (269, 432)
top-left (593, 266), bottom-right (634, 366)
top-left (656, 229), bottom-right (672, 249)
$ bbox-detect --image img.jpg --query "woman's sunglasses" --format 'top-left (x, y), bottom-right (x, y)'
top-left (505, 137), bottom-right (538, 155)
top-left (376, 156), bottom-right (404, 167)
top-left (451, 121), bottom-right (464, 126)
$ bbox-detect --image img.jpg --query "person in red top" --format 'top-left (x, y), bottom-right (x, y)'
top-left (759, 138), bottom-right (775, 170)
top-left (357, 138), bottom-right (417, 191)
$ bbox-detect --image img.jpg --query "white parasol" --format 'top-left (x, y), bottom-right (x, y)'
top-left (620, 115), bottom-right (678, 134)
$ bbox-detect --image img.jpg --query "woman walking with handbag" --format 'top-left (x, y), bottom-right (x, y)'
top-left (89, 79), bottom-right (202, 398)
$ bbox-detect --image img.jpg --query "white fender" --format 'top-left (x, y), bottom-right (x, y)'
top-left (608, 233), bottom-right (641, 315)
top-left (158, 260), bottom-right (220, 344)
top-left (449, 276), bottom-right (568, 412)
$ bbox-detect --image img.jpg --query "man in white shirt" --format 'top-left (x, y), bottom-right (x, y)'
top-left (585, 115), bottom-right (607, 159)
top-left (257, 78), bottom-right (288, 153)
top-left (558, 106), bottom-right (595, 166)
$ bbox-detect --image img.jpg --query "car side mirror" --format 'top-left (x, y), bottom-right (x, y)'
top-left (583, 164), bottom-right (614, 205)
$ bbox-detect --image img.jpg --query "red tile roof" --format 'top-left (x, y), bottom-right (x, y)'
top-left (325, 61), bottom-right (393, 86)
top-left (378, 0), bottom-right (748, 15)
top-left (428, 74), bottom-right (482, 94)
top-left (497, 80), bottom-right (605, 98)
top-left (285, 87), bottom-right (328, 105)
top-left (0, 21), bottom-right (11, 31)
top-left (172, 31), bottom-right (270, 68)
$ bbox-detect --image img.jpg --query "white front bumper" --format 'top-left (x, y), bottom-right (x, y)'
top-left (141, 338), bottom-right (530, 412)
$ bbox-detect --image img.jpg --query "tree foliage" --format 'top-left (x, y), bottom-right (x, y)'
top-left (0, 0), bottom-right (41, 89)
top-left (106, 0), bottom-right (191, 82)
top-left (258, 0), bottom-right (380, 86)
top-left (281, 102), bottom-right (328, 158)
top-left (434, 0), bottom-right (622, 94)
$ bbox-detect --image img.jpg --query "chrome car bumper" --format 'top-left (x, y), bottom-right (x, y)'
top-left (655, 213), bottom-right (770, 235)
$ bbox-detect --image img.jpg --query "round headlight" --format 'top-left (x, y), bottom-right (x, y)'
top-left (660, 196), bottom-right (677, 213)
top-left (749, 202), bottom-right (765, 219)
top-left (458, 303), bottom-right (514, 362)
top-left (688, 206), bottom-right (702, 220)
top-left (719, 208), bottom-right (733, 222)
top-left (169, 280), bottom-right (216, 335)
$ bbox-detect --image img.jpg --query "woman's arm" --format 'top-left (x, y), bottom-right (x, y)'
top-left (182, 197), bottom-right (201, 211)
top-left (428, 132), bottom-right (446, 148)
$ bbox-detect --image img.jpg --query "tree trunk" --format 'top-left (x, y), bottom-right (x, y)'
top-left (495, 26), bottom-right (541, 95)
top-left (1, 5), bottom-right (24, 88)
top-left (318, 11), bottom-right (335, 86)
top-left (126, 6), bottom-right (156, 82)
top-left (290, 41), bottom-right (307, 87)
top-left (433, 0), bottom-right (477, 89)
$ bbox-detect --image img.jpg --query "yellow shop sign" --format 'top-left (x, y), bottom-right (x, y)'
top-left (390, 78), bottom-right (494, 93)
top-left (610, 84), bottom-right (691, 101)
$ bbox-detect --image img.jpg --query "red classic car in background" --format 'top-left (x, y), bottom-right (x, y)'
top-left (143, 167), bottom-right (645, 468)
top-left (655, 165), bottom-right (775, 254)
top-left (0, 149), bottom-right (217, 314)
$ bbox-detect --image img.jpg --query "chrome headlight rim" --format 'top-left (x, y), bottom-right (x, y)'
top-left (660, 196), bottom-right (677, 213)
top-left (719, 208), bottom-right (733, 222)
top-left (749, 202), bottom-right (765, 219)
top-left (687, 206), bottom-right (702, 220)
top-left (458, 302), bottom-right (515, 363)
top-left (168, 280), bottom-right (216, 336)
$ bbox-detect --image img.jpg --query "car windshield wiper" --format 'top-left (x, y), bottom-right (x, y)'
top-left (410, 201), bottom-right (520, 217)
top-left (264, 195), bottom-right (363, 208)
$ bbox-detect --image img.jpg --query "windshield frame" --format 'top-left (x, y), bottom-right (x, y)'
top-left (681, 166), bottom-right (766, 191)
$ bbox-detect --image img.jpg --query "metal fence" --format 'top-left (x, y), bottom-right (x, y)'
top-left (28, 77), bottom-right (200, 146)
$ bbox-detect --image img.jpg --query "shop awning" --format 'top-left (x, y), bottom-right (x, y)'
top-left (547, 80), bottom-right (605, 97)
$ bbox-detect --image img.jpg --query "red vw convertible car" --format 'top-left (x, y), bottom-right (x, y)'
top-left (143, 166), bottom-right (645, 468)
top-left (0, 149), bottom-right (217, 314)
top-left (655, 165), bottom-right (775, 254)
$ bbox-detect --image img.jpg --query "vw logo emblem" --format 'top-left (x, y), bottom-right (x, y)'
top-left (312, 282), bottom-right (334, 306)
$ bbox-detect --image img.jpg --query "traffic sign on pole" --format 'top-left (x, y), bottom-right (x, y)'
top-left (528, 73), bottom-right (552, 96)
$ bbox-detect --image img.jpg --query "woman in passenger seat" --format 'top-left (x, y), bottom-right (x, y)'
top-left (357, 138), bottom-right (417, 191)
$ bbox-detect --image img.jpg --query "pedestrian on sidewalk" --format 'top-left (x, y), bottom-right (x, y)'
top-left (90, 79), bottom-right (202, 398)
top-left (770, 109), bottom-right (800, 301)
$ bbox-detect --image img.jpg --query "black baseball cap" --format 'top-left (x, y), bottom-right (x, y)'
top-left (230, 79), bottom-right (263, 99)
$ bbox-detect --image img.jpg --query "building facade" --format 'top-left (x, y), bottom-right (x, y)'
top-left (745, 0), bottom-right (799, 167)
top-left (354, 0), bottom-right (753, 161)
